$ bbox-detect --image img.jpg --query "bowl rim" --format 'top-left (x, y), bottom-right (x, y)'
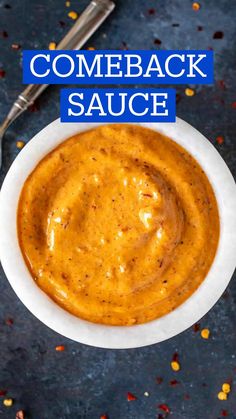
top-left (0, 118), bottom-right (236, 349)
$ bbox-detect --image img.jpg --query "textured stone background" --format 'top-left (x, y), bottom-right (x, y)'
top-left (0, 0), bottom-right (236, 418)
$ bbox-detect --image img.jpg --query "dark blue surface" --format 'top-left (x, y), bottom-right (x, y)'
top-left (0, 1), bottom-right (236, 418)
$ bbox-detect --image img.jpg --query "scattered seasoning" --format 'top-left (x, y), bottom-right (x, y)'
top-left (3, 398), bottom-right (13, 407)
top-left (222, 383), bottom-right (231, 394)
top-left (176, 93), bottom-right (181, 104)
top-left (55, 345), bottom-right (65, 351)
top-left (213, 31), bottom-right (224, 39)
top-left (184, 393), bottom-right (190, 400)
top-left (231, 102), bottom-right (236, 109)
top-left (29, 103), bottom-right (39, 112)
top-left (148, 8), bottom-right (156, 15)
top-left (68, 11), bottom-right (78, 20)
top-left (12, 43), bottom-right (21, 50)
top-left (1, 30), bottom-right (8, 38)
top-left (144, 391), bottom-right (149, 397)
top-left (171, 360), bottom-right (180, 371)
top-left (16, 410), bottom-right (25, 419)
top-left (100, 415), bottom-right (108, 419)
top-left (197, 26), bottom-right (203, 31)
top-left (221, 410), bottom-right (229, 417)
top-left (156, 377), bottom-right (163, 384)
top-left (201, 328), bottom-right (210, 339)
top-left (218, 80), bottom-right (226, 90)
top-left (4, 4), bottom-right (11, 9)
top-left (193, 323), bottom-right (200, 332)
top-left (16, 141), bottom-right (25, 149)
top-left (172, 23), bottom-right (179, 27)
top-left (157, 415), bottom-right (164, 419)
top-left (218, 391), bottom-right (227, 401)
top-left (192, 2), bottom-right (201, 11)
top-left (154, 38), bottom-right (162, 46)
top-left (59, 20), bottom-right (66, 27)
top-left (65, 1), bottom-right (70, 6)
top-left (216, 136), bottom-right (224, 145)
top-left (127, 392), bottom-right (137, 401)
top-left (49, 42), bottom-right (57, 50)
top-left (0, 390), bottom-right (7, 396)
top-left (87, 46), bottom-right (95, 50)
top-left (158, 404), bottom-right (170, 414)
top-left (185, 88), bottom-right (195, 97)
top-left (170, 379), bottom-right (180, 386)
top-left (0, 69), bottom-right (6, 78)
top-left (5, 317), bottom-right (13, 325)
top-left (121, 41), bottom-right (128, 50)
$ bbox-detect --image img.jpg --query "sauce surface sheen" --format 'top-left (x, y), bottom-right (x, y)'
top-left (18, 124), bottom-right (220, 325)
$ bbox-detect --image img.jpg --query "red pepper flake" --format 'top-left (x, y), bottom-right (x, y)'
top-left (121, 41), bottom-right (128, 50)
top-left (169, 379), bottom-right (180, 386)
top-left (216, 136), bottom-right (224, 145)
top-left (184, 393), bottom-right (190, 400)
top-left (148, 8), bottom-right (156, 15)
top-left (221, 410), bottom-right (229, 417)
top-left (100, 415), bottom-right (109, 419)
top-left (59, 20), bottom-right (66, 27)
top-left (16, 410), bottom-right (25, 419)
top-left (158, 404), bottom-right (170, 414)
top-left (172, 352), bottom-right (179, 362)
top-left (0, 390), bottom-right (7, 396)
top-left (193, 323), bottom-right (200, 332)
top-left (4, 4), bottom-right (11, 9)
top-left (1, 30), bottom-right (8, 38)
top-left (157, 415), bottom-right (164, 419)
top-left (231, 101), bottom-right (236, 109)
top-left (213, 31), bottom-right (224, 39)
top-left (154, 38), bottom-right (162, 46)
top-left (55, 345), bottom-right (65, 351)
top-left (28, 103), bottom-right (39, 112)
top-left (0, 69), bottom-right (6, 78)
top-left (127, 392), bottom-right (137, 401)
top-left (172, 23), bottom-right (179, 27)
top-left (218, 80), bottom-right (226, 90)
top-left (176, 93), bottom-right (181, 104)
top-left (11, 44), bottom-right (21, 50)
top-left (5, 318), bottom-right (13, 326)
top-left (197, 26), bottom-right (203, 31)
top-left (156, 376), bottom-right (163, 384)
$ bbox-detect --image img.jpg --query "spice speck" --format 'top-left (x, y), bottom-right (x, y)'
top-left (49, 42), bottom-right (57, 50)
top-left (55, 345), bottom-right (65, 351)
top-left (127, 392), bottom-right (137, 401)
top-left (68, 11), bottom-right (78, 20)
top-left (218, 391), bottom-right (227, 401)
top-left (201, 328), bottom-right (210, 339)
top-left (3, 398), bottom-right (13, 407)
top-left (222, 383), bottom-right (231, 394)
top-left (192, 2), bottom-right (201, 11)
top-left (16, 141), bottom-right (25, 149)
top-left (185, 88), bottom-right (195, 97)
top-left (213, 31), bottom-right (224, 39)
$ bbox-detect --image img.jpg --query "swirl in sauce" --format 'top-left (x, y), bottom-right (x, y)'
top-left (18, 125), bottom-right (219, 325)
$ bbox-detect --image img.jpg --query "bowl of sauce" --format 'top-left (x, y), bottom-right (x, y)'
top-left (0, 119), bottom-right (235, 348)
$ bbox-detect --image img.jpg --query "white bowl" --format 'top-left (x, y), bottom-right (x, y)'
top-left (0, 118), bottom-right (236, 349)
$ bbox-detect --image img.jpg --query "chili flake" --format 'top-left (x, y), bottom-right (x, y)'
top-left (218, 391), bottom-right (227, 401)
top-left (170, 379), bottom-right (180, 386)
top-left (16, 141), bottom-right (25, 149)
top-left (0, 390), bottom-right (7, 396)
top-left (12, 44), bottom-right (21, 50)
top-left (185, 88), bottom-right (195, 97)
top-left (16, 410), bottom-right (25, 419)
top-left (171, 360), bottom-right (180, 371)
top-left (156, 376), bottom-right (163, 384)
top-left (87, 47), bottom-right (95, 50)
top-left (158, 404), bottom-right (170, 414)
top-left (216, 136), bottom-right (224, 145)
top-left (49, 42), bottom-right (57, 50)
top-left (222, 383), bottom-right (231, 394)
top-left (68, 11), bottom-right (78, 20)
top-left (231, 102), bottom-right (236, 109)
top-left (154, 38), bottom-right (162, 45)
top-left (1, 30), bottom-right (8, 38)
top-left (3, 398), bottom-right (13, 407)
top-left (148, 8), bottom-right (156, 15)
top-left (193, 323), bottom-right (200, 332)
top-left (221, 410), bottom-right (229, 417)
top-left (65, 1), bottom-right (70, 6)
top-left (192, 2), bottom-right (201, 11)
top-left (0, 69), bottom-right (6, 78)
top-left (55, 345), bottom-right (65, 351)
top-left (127, 392), bottom-right (137, 401)
top-left (201, 328), bottom-right (210, 339)
top-left (213, 31), bottom-right (224, 39)
top-left (100, 415), bottom-right (108, 419)
top-left (5, 317), bottom-right (13, 325)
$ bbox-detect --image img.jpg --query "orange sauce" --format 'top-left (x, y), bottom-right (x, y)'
top-left (17, 125), bottom-right (219, 325)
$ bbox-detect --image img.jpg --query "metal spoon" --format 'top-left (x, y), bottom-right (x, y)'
top-left (0, 0), bottom-right (115, 169)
